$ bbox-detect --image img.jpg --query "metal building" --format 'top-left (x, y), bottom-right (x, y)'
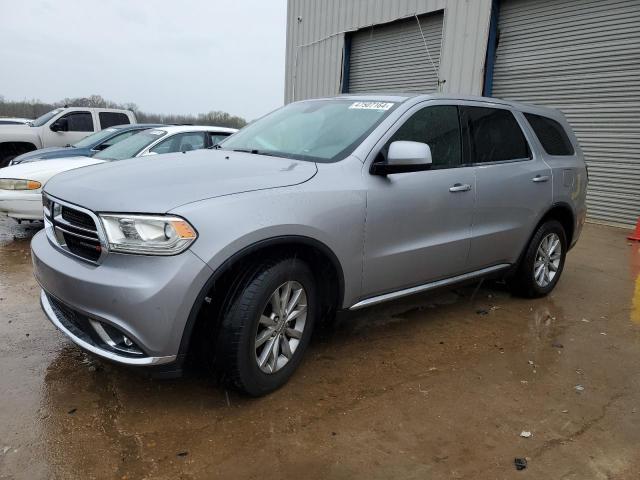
top-left (285, 0), bottom-right (640, 227)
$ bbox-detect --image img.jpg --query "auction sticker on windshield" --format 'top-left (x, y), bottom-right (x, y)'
top-left (349, 102), bottom-right (394, 111)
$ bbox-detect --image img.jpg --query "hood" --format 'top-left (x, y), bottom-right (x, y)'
top-left (0, 124), bottom-right (40, 142)
top-left (44, 149), bottom-right (318, 213)
top-left (0, 124), bottom-right (31, 132)
top-left (1, 157), bottom-right (104, 184)
top-left (12, 146), bottom-right (87, 164)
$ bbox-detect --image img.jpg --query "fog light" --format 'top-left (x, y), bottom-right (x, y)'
top-left (89, 319), bottom-right (143, 356)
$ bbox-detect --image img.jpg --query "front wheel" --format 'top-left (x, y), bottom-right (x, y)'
top-left (215, 257), bottom-right (317, 396)
top-left (511, 220), bottom-right (567, 298)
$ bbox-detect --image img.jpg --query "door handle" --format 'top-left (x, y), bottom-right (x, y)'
top-left (532, 175), bottom-right (550, 183)
top-left (449, 183), bottom-right (471, 192)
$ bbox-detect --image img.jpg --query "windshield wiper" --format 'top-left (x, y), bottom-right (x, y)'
top-left (232, 148), bottom-right (260, 154)
top-left (231, 148), bottom-right (282, 158)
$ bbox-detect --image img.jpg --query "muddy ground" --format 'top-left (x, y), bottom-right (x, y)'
top-left (0, 216), bottom-right (639, 479)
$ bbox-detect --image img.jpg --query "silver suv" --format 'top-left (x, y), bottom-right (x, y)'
top-left (32, 94), bottom-right (587, 396)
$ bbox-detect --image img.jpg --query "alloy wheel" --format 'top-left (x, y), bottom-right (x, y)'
top-left (254, 281), bottom-right (308, 374)
top-left (533, 232), bottom-right (562, 288)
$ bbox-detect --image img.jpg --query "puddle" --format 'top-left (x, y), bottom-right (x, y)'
top-left (2, 221), bottom-right (640, 479)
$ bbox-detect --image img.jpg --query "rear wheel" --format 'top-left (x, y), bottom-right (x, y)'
top-left (214, 257), bottom-right (317, 396)
top-left (511, 220), bottom-right (567, 298)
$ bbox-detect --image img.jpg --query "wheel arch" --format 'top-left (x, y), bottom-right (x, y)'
top-left (178, 235), bottom-right (345, 359)
top-left (514, 202), bottom-right (575, 272)
top-left (0, 140), bottom-right (39, 149)
top-left (539, 202), bottom-right (575, 247)
top-left (0, 141), bottom-right (39, 166)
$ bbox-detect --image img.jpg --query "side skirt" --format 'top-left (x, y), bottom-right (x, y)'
top-left (349, 264), bottom-right (511, 310)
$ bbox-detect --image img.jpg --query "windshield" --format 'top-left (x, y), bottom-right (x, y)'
top-left (73, 128), bottom-right (118, 148)
top-left (220, 99), bottom-right (398, 162)
top-left (31, 108), bottom-right (64, 127)
top-left (94, 129), bottom-right (166, 161)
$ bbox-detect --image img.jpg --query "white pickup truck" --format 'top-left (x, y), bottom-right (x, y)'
top-left (0, 107), bottom-right (137, 167)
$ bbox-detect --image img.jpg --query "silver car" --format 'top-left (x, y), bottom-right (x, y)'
top-left (31, 94), bottom-right (587, 396)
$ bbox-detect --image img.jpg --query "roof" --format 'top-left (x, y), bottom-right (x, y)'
top-left (110, 123), bottom-right (165, 130)
top-left (312, 93), bottom-right (563, 118)
top-left (331, 92), bottom-right (538, 106)
top-left (330, 93), bottom-right (413, 103)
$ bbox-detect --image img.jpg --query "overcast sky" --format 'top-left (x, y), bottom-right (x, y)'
top-left (0, 0), bottom-right (287, 120)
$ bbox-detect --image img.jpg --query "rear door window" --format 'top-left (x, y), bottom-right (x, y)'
top-left (524, 113), bottom-right (574, 156)
top-left (461, 106), bottom-right (530, 163)
top-left (99, 112), bottom-right (131, 129)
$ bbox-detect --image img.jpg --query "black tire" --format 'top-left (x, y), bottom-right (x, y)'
top-left (511, 220), bottom-right (567, 298)
top-left (214, 257), bottom-right (317, 396)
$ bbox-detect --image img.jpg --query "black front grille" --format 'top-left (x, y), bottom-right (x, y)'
top-left (48, 295), bottom-right (96, 343)
top-left (62, 206), bottom-right (96, 230)
top-left (63, 232), bottom-right (102, 262)
top-left (47, 293), bottom-right (145, 357)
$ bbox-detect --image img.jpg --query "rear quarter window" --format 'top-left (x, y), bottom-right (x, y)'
top-left (524, 113), bottom-right (574, 156)
top-left (99, 112), bottom-right (131, 129)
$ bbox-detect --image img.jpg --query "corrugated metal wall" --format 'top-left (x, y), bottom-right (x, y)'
top-left (492, 0), bottom-right (640, 227)
top-left (348, 12), bottom-right (444, 93)
top-left (285, 0), bottom-right (492, 103)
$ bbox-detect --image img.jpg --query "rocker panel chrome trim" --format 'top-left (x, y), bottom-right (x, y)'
top-left (349, 264), bottom-right (511, 310)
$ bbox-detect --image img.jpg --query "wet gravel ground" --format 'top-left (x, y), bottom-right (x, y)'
top-left (1, 215), bottom-right (639, 479)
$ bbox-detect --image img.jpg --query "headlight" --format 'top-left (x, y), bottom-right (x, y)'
top-left (99, 214), bottom-right (197, 255)
top-left (0, 178), bottom-right (42, 190)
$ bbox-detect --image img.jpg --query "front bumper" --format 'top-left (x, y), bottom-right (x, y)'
top-left (0, 190), bottom-right (42, 220)
top-left (40, 290), bottom-right (176, 365)
top-left (31, 229), bottom-right (213, 366)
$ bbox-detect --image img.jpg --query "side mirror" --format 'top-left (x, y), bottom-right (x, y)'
top-left (141, 151), bottom-right (158, 156)
top-left (50, 118), bottom-right (68, 132)
top-left (371, 141), bottom-right (432, 175)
